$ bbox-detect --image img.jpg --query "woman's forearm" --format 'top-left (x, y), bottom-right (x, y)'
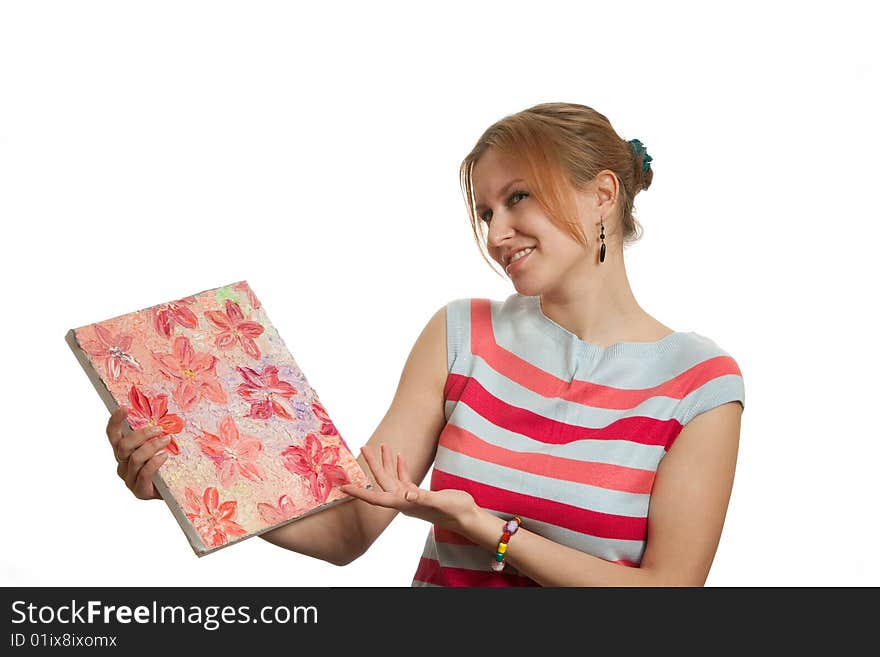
top-left (257, 451), bottom-right (397, 566)
top-left (457, 506), bottom-right (673, 586)
top-left (258, 495), bottom-right (368, 566)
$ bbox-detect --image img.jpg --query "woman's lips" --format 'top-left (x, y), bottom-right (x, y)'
top-left (505, 248), bottom-right (534, 275)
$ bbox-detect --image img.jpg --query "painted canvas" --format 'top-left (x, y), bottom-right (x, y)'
top-left (65, 280), bottom-right (371, 556)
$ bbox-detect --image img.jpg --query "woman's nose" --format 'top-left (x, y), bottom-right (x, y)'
top-left (486, 215), bottom-right (515, 248)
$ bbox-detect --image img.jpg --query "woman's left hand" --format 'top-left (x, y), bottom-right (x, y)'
top-left (340, 442), bottom-right (477, 533)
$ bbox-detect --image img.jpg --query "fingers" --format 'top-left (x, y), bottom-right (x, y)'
top-left (133, 450), bottom-right (168, 500)
top-left (116, 425), bottom-right (164, 463)
top-left (381, 443), bottom-right (394, 482)
top-left (106, 406), bottom-right (128, 450)
top-left (108, 408), bottom-right (166, 501)
top-left (358, 443), bottom-right (427, 510)
top-left (339, 483), bottom-right (397, 508)
top-left (341, 481), bottom-right (425, 509)
top-left (126, 435), bottom-right (170, 481)
top-left (126, 436), bottom-right (170, 498)
top-left (396, 453), bottom-right (420, 501)
top-left (396, 452), bottom-right (414, 485)
top-left (361, 443), bottom-right (398, 492)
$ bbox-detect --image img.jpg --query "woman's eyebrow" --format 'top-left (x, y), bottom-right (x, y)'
top-left (475, 178), bottom-right (525, 211)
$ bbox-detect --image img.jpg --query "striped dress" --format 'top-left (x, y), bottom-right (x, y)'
top-left (411, 293), bottom-right (746, 587)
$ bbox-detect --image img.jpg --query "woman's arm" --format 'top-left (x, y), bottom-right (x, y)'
top-left (455, 400), bottom-right (744, 585)
top-left (258, 305), bottom-right (449, 566)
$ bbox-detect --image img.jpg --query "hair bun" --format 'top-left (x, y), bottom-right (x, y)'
top-left (627, 139), bottom-right (653, 173)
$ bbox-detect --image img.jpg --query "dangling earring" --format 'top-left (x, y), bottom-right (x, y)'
top-left (599, 219), bottom-right (606, 264)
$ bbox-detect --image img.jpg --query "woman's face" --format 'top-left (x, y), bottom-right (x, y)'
top-left (472, 148), bottom-right (597, 297)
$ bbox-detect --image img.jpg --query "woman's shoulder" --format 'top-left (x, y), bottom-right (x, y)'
top-left (671, 330), bottom-right (746, 425)
top-left (676, 330), bottom-right (742, 364)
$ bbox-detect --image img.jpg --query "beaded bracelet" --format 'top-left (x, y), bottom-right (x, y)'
top-left (490, 515), bottom-right (522, 572)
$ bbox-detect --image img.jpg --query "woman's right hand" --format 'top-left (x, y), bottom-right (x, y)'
top-left (106, 406), bottom-right (170, 500)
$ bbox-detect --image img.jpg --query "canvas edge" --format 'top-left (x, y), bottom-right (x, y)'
top-left (63, 327), bottom-right (210, 557)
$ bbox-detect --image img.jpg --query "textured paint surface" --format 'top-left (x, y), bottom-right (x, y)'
top-left (72, 280), bottom-right (369, 553)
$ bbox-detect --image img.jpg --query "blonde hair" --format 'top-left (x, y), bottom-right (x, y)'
top-left (460, 102), bottom-right (652, 276)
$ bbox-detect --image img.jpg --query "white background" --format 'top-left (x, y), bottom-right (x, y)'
top-left (1, 1), bottom-right (877, 587)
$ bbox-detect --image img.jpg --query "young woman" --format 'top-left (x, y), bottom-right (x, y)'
top-left (107, 102), bottom-right (745, 586)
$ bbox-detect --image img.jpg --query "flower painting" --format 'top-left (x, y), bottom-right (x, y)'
top-left (195, 415), bottom-right (265, 488)
top-left (281, 433), bottom-right (350, 504)
top-left (185, 486), bottom-right (247, 548)
top-left (66, 280), bottom-right (370, 556)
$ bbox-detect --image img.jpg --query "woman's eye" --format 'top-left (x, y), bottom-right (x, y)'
top-left (480, 191), bottom-right (528, 223)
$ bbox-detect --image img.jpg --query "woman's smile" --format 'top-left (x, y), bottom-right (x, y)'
top-left (505, 247), bottom-right (535, 275)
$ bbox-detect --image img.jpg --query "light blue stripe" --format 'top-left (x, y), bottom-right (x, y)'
top-left (519, 514), bottom-right (646, 564)
top-left (435, 446), bottom-right (650, 517)
top-left (452, 352), bottom-right (686, 424)
top-left (680, 374), bottom-right (746, 425)
top-left (491, 294), bottom-right (734, 384)
top-left (445, 297), bottom-right (471, 373)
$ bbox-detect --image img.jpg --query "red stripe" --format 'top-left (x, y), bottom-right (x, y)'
top-left (413, 557), bottom-right (540, 587)
top-left (445, 373), bottom-right (679, 448)
top-left (467, 298), bottom-right (741, 408)
top-left (431, 469), bottom-right (647, 541)
top-left (439, 423), bottom-right (656, 494)
top-left (413, 556), bottom-right (444, 585)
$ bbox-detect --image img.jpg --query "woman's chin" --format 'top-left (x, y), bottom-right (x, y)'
top-left (510, 276), bottom-right (542, 296)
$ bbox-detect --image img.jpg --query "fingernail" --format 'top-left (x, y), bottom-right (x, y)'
top-left (149, 427), bottom-right (163, 435)
top-left (405, 490), bottom-right (418, 502)
top-left (158, 436), bottom-right (171, 445)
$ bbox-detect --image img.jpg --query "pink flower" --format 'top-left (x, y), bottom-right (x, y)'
top-left (281, 433), bottom-right (349, 503)
top-left (204, 300), bottom-right (264, 359)
top-left (152, 297), bottom-right (198, 339)
top-left (80, 324), bottom-right (142, 382)
top-left (233, 282), bottom-right (261, 310)
top-left (312, 400), bottom-right (339, 436)
top-left (151, 336), bottom-right (228, 411)
top-left (236, 365), bottom-right (297, 420)
top-left (195, 416), bottom-right (264, 488)
top-left (184, 486), bottom-right (247, 548)
top-left (125, 385), bottom-right (184, 456)
top-left (257, 494), bottom-right (306, 525)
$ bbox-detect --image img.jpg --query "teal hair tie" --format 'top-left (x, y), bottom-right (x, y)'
top-left (628, 138), bottom-right (653, 173)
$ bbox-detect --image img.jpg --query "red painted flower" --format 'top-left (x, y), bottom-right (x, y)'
top-left (204, 300), bottom-right (264, 359)
top-left (152, 297), bottom-right (198, 339)
top-left (80, 324), bottom-right (142, 382)
top-left (236, 365), bottom-right (297, 420)
top-left (257, 494), bottom-right (306, 525)
top-left (184, 486), bottom-right (247, 548)
top-left (151, 336), bottom-right (228, 411)
top-left (281, 433), bottom-right (349, 503)
top-left (195, 416), bottom-right (264, 488)
top-left (311, 400), bottom-right (340, 436)
top-left (125, 385), bottom-right (184, 455)
top-left (234, 282), bottom-right (261, 310)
